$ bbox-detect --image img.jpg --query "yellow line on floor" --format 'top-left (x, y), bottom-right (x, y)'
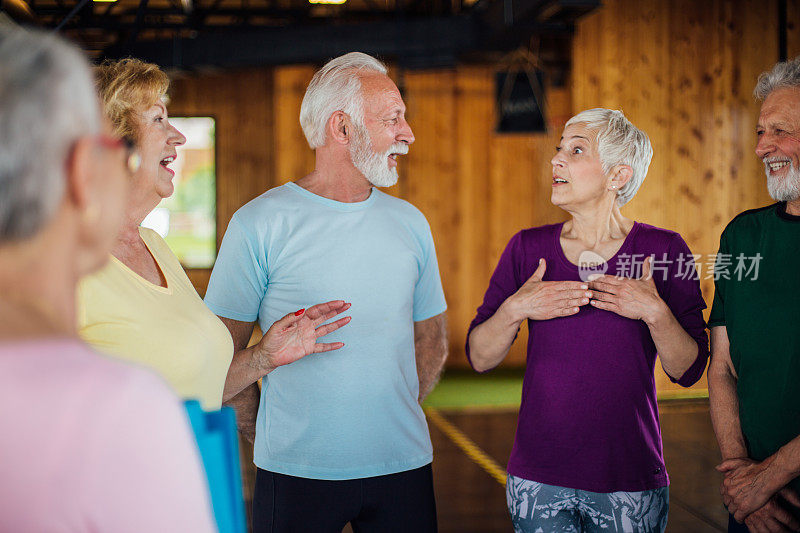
top-left (424, 407), bottom-right (507, 487)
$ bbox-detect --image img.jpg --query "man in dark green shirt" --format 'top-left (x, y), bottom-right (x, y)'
top-left (708, 56), bottom-right (800, 533)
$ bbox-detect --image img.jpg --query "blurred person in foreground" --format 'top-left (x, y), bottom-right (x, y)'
top-left (467, 108), bottom-right (710, 533)
top-left (204, 52), bottom-right (447, 532)
top-left (78, 59), bottom-right (350, 412)
top-left (708, 56), bottom-right (800, 533)
top-left (0, 27), bottom-right (216, 531)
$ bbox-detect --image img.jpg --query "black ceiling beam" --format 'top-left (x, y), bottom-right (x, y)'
top-left (120, 0), bottom-right (150, 50)
top-left (102, 15), bottom-right (480, 69)
top-left (31, 0), bottom-right (601, 71)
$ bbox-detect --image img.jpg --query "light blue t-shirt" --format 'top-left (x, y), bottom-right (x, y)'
top-left (205, 182), bottom-right (447, 480)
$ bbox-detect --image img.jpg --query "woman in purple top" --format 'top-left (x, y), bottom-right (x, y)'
top-left (467, 108), bottom-right (709, 532)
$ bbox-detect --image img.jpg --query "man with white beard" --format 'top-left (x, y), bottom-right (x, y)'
top-left (708, 56), bottom-right (800, 533)
top-left (205, 52), bottom-right (447, 532)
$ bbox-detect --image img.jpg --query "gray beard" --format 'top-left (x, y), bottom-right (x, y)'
top-left (765, 162), bottom-right (800, 202)
top-left (350, 125), bottom-right (399, 188)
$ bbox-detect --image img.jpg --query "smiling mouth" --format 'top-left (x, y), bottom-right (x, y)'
top-left (766, 159), bottom-right (790, 172)
top-left (553, 177), bottom-right (568, 184)
top-left (160, 156), bottom-right (175, 169)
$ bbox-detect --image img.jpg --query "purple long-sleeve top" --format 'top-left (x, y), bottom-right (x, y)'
top-left (466, 222), bottom-right (709, 493)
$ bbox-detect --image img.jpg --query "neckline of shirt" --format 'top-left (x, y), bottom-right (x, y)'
top-left (284, 182), bottom-right (378, 211)
top-left (552, 220), bottom-right (642, 272)
top-left (777, 202), bottom-right (800, 222)
top-left (109, 227), bottom-right (173, 294)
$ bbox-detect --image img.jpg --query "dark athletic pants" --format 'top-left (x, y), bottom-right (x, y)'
top-left (252, 464), bottom-right (438, 533)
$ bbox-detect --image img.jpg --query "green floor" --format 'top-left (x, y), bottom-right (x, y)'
top-left (422, 367), bottom-right (709, 410)
top-left (423, 368), bottom-right (524, 410)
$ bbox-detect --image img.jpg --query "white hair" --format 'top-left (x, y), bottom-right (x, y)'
top-left (0, 27), bottom-right (100, 242)
top-left (299, 52), bottom-right (388, 149)
top-left (565, 108), bottom-right (653, 207)
top-left (754, 56), bottom-right (800, 101)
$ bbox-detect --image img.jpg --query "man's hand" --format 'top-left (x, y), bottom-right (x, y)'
top-left (743, 498), bottom-right (800, 533)
top-left (718, 457), bottom-right (800, 521)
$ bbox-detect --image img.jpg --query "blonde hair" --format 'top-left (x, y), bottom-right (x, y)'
top-left (94, 58), bottom-right (169, 142)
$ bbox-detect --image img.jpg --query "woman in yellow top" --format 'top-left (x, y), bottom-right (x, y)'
top-left (79, 59), bottom-right (350, 410)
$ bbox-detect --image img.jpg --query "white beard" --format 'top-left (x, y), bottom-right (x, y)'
top-left (350, 124), bottom-right (408, 188)
top-left (764, 160), bottom-right (800, 202)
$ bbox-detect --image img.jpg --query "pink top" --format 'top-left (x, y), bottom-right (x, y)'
top-left (0, 338), bottom-right (217, 532)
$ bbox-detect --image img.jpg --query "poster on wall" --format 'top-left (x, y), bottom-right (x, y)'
top-left (495, 69), bottom-right (546, 133)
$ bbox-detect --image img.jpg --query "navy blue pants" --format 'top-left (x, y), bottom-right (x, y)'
top-left (252, 464), bottom-right (438, 533)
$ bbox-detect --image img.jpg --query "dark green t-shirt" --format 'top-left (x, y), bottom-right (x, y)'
top-left (709, 202), bottom-right (800, 492)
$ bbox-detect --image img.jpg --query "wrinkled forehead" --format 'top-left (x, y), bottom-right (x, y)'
top-left (360, 73), bottom-right (405, 115)
top-left (758, 86), bottom-right (800, 125)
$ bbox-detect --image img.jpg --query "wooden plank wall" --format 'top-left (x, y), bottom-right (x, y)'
top-left (167, 0), bottom-right (794, 394)
top-left (790, 0), bottom-right (800, 57)
top-left (572, 0), bottom-right (783, 393)
top-left (168, 69), bottom-right (276, 292)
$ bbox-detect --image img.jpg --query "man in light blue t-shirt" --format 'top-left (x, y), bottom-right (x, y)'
top-left (205, 52), bottom-right (448, 532)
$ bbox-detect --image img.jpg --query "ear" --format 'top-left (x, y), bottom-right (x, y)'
top-left (326, 111), bottom-right (350, 146)
top-left (64, 137), bottom-right (94, 211)
top-left (608, 164), bottom-right (633, 191)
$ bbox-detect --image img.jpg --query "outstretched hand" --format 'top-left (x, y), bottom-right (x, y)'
top-left (506, 258), bottom-right (592, 321)
top-left (256, 300), bottom-right (352, 373)
top-left (588, 255), bottom-right (667, 324)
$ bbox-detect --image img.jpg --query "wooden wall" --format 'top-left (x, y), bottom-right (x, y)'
top-left (571, 0), bottom-right (797, 394)
top-left (169, 0), bottom-right (797, 395)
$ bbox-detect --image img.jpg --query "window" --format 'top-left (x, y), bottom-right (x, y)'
top-left (142, 117), bottom-right (217, 269)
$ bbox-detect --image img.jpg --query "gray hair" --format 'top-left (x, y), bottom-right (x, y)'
top-left (754, 56), bottom-right (800, 101)
top-left (565, 108), bottom-right (653, 207)
top-left (299, 52), bottom-right (387, 149)
top-left (0, 27), bottom-right (100, 242)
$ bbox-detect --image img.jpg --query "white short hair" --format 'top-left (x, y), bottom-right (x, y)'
top-left (0, 27), bottom-right (100, 242)
top-left (299, 52), bottom-right (387, 149)
top-left (754, 56), bottom-right (800, 101)
top-left (565, 108), bottom-right (653, 207)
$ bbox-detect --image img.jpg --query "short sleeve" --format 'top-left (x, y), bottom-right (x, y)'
top-left (707, 230), bottom-right (730, 328)
top-left (660, 234), bottom-right (710, 386)
top-left (85, 371), bottom-right (217, 532)
top-left (412, 219), bottom-right (447, 322)
top-left (205, 215), bottom-right (268, 322)
top-left (465, 231), bottom-right (525, 371)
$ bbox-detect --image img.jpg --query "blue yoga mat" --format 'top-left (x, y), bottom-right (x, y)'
top-left (184, 400), bottom-right (246, 533)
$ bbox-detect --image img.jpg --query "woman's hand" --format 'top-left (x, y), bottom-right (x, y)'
top-left (505, 259), bottom-right (592, 321)
top-left (588, 256), bottom-right (668, 325)
top-left (255, 300), bottom-right (351, 373)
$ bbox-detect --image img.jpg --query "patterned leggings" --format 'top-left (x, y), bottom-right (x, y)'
top-left (506, 475), bottom-right (669, 533)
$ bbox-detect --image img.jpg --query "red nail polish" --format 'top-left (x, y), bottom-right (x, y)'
top-left (295, 309), bottom-right (305, 316)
